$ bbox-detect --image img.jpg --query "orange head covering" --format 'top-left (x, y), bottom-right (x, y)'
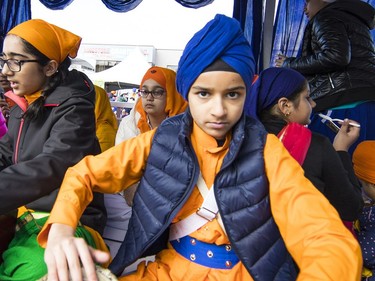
top-left (353, 141), bottom-right (375, 184)
top-left (7, 19), bottom-right (81, 63)
top-left (135, 66), bottom-right (188, 133)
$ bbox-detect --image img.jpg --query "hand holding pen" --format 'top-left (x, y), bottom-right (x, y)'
top-left (333, 118), bottom-right (361, 152)
top-left (318, 113), bottom-right (360, 128)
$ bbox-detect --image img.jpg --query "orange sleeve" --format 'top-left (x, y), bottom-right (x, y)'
top-left (264, 134), bottom-right (362, 280)
top-left (37, 130), bottom-right (155, 247)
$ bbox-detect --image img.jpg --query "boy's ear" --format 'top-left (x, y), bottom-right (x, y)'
top-left (44, 60), bottom-right (59, 77)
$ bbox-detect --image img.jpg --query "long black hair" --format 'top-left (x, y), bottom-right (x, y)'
top-left (21, 38), bottom-right (71, 121)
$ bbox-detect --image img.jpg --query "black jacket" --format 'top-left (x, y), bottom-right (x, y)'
top-left (283, 0), bottom-right (375, 111)
top-left (264, 118), bottom-right (363, 221)
top-left (0, 70), bottom-right (106, 233)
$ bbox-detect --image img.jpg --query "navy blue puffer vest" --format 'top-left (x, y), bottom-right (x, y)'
top-left (110, 112), bottom-right (297, 280)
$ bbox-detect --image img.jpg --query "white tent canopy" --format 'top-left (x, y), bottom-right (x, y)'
top-left (87, 48), bottom-right (151, 85)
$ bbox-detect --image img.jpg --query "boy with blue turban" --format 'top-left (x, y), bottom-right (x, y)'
top-left (38, 14), bottom-right (361, 280)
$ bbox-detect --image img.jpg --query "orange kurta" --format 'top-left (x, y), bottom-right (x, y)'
top-left (38, 122), bottom-right (362, 281)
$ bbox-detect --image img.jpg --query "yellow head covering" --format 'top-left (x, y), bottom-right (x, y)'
top-left (7, 19), bottom-right (81, 63)
top-left (136, 66), bottom-right (188, 133)
top-left (353, 141), bottom-right (375, 184)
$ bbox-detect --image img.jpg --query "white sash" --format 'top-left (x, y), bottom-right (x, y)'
top-left (169, 173), bottom-right (226, 241)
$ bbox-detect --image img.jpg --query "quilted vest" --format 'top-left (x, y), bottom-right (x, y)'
top-left (109, 112), bottom-right (298, 280)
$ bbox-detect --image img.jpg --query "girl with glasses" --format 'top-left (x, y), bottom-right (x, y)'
top-left (116, 66), bottom-right (187, 142)
top-left (0, 19), bottom-right (107, 280)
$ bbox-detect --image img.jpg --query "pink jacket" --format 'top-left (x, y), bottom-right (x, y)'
top-left (0, 112), bottom-right (7, 139)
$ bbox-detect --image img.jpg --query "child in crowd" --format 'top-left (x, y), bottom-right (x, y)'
top-left (38, 14), bottom-right (361, 281)
top-left (0, 19), bottom-right (107, 280)
top-left (115, 66), bottom-right (187, 145)
top-left (353, 141), bottom-right (375, 280)
top-left (104, 66), bottom-right (187, 261)
top-left (245, 67), bottom-right (362, 229)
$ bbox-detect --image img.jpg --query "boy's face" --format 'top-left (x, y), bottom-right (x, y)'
top-left (188, 71), bottom-right (246, 140)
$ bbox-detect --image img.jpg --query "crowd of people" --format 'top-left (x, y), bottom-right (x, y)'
top-left (0, 0), bottom-right (374, 280)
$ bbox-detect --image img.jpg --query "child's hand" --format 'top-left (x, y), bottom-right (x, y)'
top-left (44, 223), bottom-right (110, 281)
top-left (333, 119), bottom-right (360, 151)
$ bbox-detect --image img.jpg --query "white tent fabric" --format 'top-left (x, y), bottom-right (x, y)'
top-left (87, 48), bottom-right (151, 85)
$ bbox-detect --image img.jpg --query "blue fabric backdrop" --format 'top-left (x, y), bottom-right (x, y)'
top-left (38, 0), bottom-right (215, 11)
top-left (0, 0), bottom-right (215, 51)
top-left (233, 0), bottom-right (263, 73)
top-left (271, 0), bottom-right (306, 65)
top-left (0, 0), bottom-right (31, 51)
top-left (1, 0), bottom-right (374, 74)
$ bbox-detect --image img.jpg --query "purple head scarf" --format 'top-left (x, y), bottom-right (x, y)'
top-left (176, 14), bottom-right (256, 100)
top-left (244, 67), bottom-right (306, 120)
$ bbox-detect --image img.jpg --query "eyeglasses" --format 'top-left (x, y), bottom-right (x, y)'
top-left (139, 89), bottom-right (165, 98)
top-left (0, 58), bottom-right (39, 72)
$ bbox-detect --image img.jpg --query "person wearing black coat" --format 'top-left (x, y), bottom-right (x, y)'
top-left (276, 0), bottom-right (375, 155)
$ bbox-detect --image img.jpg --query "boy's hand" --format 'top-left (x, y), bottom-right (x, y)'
top-left (44, 223), bottom-right (110, 281)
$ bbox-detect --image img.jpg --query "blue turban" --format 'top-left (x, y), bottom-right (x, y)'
top-left (176, 14), bottom-right (256, 100)
top-left (244, 67), bottom-right (306, 120)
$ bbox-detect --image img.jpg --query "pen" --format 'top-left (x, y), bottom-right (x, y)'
top-left (318, 113), bottom-right (361, 128)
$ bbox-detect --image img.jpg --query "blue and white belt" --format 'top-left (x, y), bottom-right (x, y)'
top-left (170, 235), bottom-right (240, 269)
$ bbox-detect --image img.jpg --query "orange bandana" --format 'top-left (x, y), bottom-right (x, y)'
top-left (24, 91), bottom-right (42, 105)
top-left (140, 67), bottom-right (167, 90)
top-left (353, 141), bottom-right (375, 184)
top-left (136, 66), bottom-right (187, 133)
top-left (7, 19), bottom-right (81, 63)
